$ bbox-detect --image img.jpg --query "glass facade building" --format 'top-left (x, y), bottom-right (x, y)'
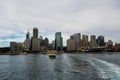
top-left (55, 32), bottom-right (63, 51)
top-left (96, 35), bottom-right (105, 46)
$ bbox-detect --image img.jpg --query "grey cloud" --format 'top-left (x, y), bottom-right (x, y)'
top-left (0, 0), bottom-right (120, 47)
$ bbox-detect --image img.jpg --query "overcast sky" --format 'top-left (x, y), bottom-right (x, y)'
top-left (0, 0), bottom-right (120, 47)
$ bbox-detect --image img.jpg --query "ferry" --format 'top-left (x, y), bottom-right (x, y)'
top-left (48, 50), bottom-right (56, 58)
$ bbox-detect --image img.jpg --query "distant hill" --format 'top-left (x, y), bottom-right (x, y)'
top-left (0, 47), bottom-right (10, 53)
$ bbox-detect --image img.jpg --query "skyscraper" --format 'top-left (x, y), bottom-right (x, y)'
top-left (24, 31), bottom-right (31, 52)
top-left (82, 35), bottom-right (88, 48)
top-left (90, 35), bottom-right (96, 48)
top-left (39, 35), bottom-right (44, 46)
top-left (67, 33), bottom-right (81, 51)
top-left (33, 28), bottom-right (38, 38)
top-left (52, 40), bottom-right (55, 50)
top-left (43, 37), bottom-right (49, 47)
top-left (26, 31), bottom-right (30, 39)
top-left (55, 32), bottom-right (63, 51)
top-left (72, 33), bottom-right (81, 49)
top-left (67, 39), bottom-right (75, 51)
top-left (107, 40), bottom-right (113, 49)
top-left (32, 28), bottom-right (40, 52)
top-left (96, 35), bottom-right (105, 47)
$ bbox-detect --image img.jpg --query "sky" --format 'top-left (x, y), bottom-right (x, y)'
top-left (0, 0), bottom-right (120, 47)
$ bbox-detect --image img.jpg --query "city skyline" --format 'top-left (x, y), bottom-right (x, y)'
top-left (0, 28), bottom-right (116, 47)
top-left (0, 0), bottom-right (120, 47)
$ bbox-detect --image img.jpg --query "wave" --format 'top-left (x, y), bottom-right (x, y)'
top-left (88, 58), bottom-right (120, 80)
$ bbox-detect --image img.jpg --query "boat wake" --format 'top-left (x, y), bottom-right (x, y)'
top-left (88, 58), bottom-right (120, 80)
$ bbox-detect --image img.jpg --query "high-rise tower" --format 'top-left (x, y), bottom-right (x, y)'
top-left (96, 35), bottom-right (105, 46)
top-left (81, 35), bottom-right (88, 48)
top-left (32, 27), bottom-right (40, 52)
top-left (33, 28), bottom-right (38, 38)
top-left (24, 31), bottom-right (31, 52)
top-left (90, 35), bottom-right (96, 48)
top-left (67, 33), bottom-right (81, 51)
top-left (26, 31), bottom-right (30, 39)
top-left (55, 32), bottom-right (63, 51)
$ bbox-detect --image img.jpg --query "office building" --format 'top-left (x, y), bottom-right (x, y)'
top-left (10, 42), bottom-right (18, 53)
top-left (67, 39), bottom-right (75, 51)
top-left (90, 35), bottom-right (96, 48)
top-left (55, 32), bottom-right (63, 51)
top-left (33, 27), bottom-right (38, 38)
top-left (17, 43), bottom-right (23, 53)
top-left (32, 28), bottom-right (40, 52)
top-left (24, 31), bottom-right (31, 51)
top-left (81, 35), bottom-right (88, 48)
top-left (107, 40), bottom-right (113, 49)
top-left (114, 43), bottom-right (120, 51)
top-left (67, 33), bottom-right (81, 51)
top-left (52, 40), bottom-right (55, 50)
top-left (39, 36), bottom-right (44, 46)
top-left (10, 42), bottom-right (23, 53)
top-left (72, 33), bottom-right (81, 49)
top-left (43, 37), bottom-right (49, 47)
top-left (96, 35), bottom-right (105, 47)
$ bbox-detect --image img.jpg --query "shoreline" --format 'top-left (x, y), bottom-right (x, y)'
top-left (0, 52), bottom-right (120, 55)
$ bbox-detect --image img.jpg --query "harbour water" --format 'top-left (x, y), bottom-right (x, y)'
top-left (0, 53), bottom-right (120, 80)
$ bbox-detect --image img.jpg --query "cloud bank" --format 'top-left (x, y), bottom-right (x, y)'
top-left (0, 0), bottom-right (120, 47)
